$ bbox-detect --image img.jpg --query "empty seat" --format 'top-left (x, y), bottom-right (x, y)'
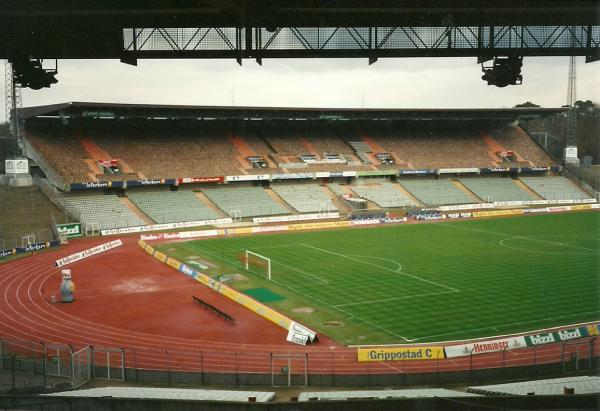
top-left (59, 192), bottom-right (146, 231)
top-left (400, 179), bottom-right (474, 206)
top-left (271, 183), bottom-right (338, 213)
top-left (460, 177), bottom-right (535, 202)
top-left (350, 182), bottom-right (415, 208)
top-left (519, 176), bottom-right (592, 200)
top-left (127, 189), bottom-right (218, 223)
top-left (203, 186), bottom-right (288, 218)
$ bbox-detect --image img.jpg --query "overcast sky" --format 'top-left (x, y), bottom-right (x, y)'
top-left (2, 56), bottom-right (599, 123)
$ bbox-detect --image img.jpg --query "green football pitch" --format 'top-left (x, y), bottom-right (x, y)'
top-left (157, 212), bottom-right (600, 345)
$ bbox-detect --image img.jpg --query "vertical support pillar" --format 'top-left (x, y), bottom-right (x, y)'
top-left (304, 353), bottom-right (308, 387)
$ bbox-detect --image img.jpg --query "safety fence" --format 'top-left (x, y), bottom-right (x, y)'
top-left (1, 335), bottom-right (596, 391)
top-left (0, 338), bottom-right (124, 394)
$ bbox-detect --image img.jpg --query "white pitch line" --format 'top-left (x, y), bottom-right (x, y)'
top-left (194, 246), bottom-right (414, 341)
top-left (300, 243), bottom-right (459, 292)
top-left (333, 290), bottom-right (457, 308)
top-left (359, 256), bottom-right (402, 272)
top-left (439, 224), bottom-right (598, 252)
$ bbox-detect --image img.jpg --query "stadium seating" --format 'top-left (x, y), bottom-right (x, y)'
top-left (90, 125), bottom-right (241, 179)
top-left (519, 176), bottom-right (592, 200)
top-left (58, 192), bottom-right (146, 231)
top-left (260, 128), bottom-right (306, 157)
top-left (271, 183), bottom-right (338, 213)
top-left (0, 185), bottom-right (67, 249)
top-left (491, 127), bottom-right (554, 167)
top-left (25, 128), bottom-right (94, 184)
top-left (126, 189), bottom-right (219, 223)
top-left (400, 179), bottom-right (475, 206)
top-left (299, 388), bottom-right (479, 401)
top-left (350, 181), bottom-right (415, 208)
top-left (203, 185), bottom-right (288, 217)
top-left (459, 177), bottom-right (536, 202)
top-left (368, 127), bottom-right (493, 169)
top-left (327, 182), bottom-right (350, 198)
top-left (467, 376), bottom-right (600, 396)
top-left (296, 126), bottom-right (356, 159)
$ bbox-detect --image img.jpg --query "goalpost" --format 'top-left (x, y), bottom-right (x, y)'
top-left (245, 250), bottom-right (271, 280)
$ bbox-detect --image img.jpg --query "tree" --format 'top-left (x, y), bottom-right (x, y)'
top-left (514, 102), bottom-right (540, 108)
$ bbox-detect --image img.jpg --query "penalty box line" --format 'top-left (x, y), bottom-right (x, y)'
top-left (300, 243), bottom-right (459, 293)
top-left (195, 245), bottom-right (415, 342)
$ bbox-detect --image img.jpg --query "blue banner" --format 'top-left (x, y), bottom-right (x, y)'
top-left (398, 169), bottom-right (436, 175)
top-left (520, 166), bottom-right (551, 173)
top-left (479, 167), bottom-right (511, 174)
top-left (125, 179), bottom-right (175, 187)
top-left (69, 181), bottom-right (123, 190)
top-left (0, 240), bottom-right (60, 259)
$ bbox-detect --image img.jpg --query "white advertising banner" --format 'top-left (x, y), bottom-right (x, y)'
top-left (101, 218), bottom-right (232, 236)
top-left (5, 159), bottom-right (29, 174)
top-left (225, 174), bottom-right (270, 182)
top-left (55, 239), bottom-right (122, 267)
top-left (286, 321), bottom-right (317, 345)
top-left (252, 212), bottom-right (339, 224)
top-left (444, 336), bottom-right (528, 358)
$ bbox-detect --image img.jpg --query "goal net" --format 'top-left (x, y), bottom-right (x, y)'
top-left (244, 250), bottom-right (271, 280)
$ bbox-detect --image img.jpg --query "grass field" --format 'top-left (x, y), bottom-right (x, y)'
top-left (157, 212), bottom-right (600, 345)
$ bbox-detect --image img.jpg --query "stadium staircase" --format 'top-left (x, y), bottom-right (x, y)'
top-left (79, 135), bottom-right (142, 180)
top-left (119, 196), bottom-right (155, 225)
top-left (392, 181), bottom-right (424, 207)
top-left (298, 137), bottom-right (319, 155)
top-left (193, 191), bottom-right (228, 218)
top-left (320, 184), bottom-right (352, 213)
top-left (450, 180), bottom-right (483, 203)
top-left (264, 187), bottom-right (297, 214)
top-left (230, 135), bottom-right (258, 170)
top-left (512, 179), bottom-right (544, 200)
top-left (362, 135), bottom-right (403, 168)
top-left (241, 132), bottom-right (279, 168)
top-left (343, 135), bottom-right (373, 166)
top-left (493, 127), bottom-right (554, 167)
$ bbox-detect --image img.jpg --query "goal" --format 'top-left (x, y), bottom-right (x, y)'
top-left (244, 250), bottom-right (271, 280)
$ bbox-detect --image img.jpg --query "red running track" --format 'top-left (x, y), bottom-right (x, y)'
top-left (0, 236), bottom-right (597, 376)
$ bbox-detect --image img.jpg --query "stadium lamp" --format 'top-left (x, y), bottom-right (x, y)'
top-left (481, 56), bottom-right (523, 87)
top-left (11, 56), bottom-right (58, 90)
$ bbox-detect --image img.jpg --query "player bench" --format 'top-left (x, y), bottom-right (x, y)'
top-left (193, 296), bottom-right (235, 324)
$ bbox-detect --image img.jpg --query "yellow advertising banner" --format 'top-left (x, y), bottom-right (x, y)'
top-left (570, 204), bottom-right (592, 211)
top-left (473, 209), bottom-right (524, 218)
top-left (166, 257), bottom-right (181, 270)
top-left (357, 346), bottom-right (445, 362)
top-left (288, 220), bottom-right (351, 232)
top-left (153, 251), bottom-right (168, 262)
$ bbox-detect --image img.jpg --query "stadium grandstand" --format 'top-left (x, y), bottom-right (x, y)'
top-left (0, 102), bottom-right (591, 236)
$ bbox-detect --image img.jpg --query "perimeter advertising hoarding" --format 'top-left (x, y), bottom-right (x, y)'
top-left (0, 240), bottom-right (60, 259)
top-left (525, 326), bottom-right (592, 346)
top-left (56, 223), bottom-right (83, 238)
top-left (357, 347), bottom-right (445, 362)
top-left (444, 336), bottom-right (528, 358)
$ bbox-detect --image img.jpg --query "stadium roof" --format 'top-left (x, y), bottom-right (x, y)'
top-left (18, 102), bottom-right (567, 122)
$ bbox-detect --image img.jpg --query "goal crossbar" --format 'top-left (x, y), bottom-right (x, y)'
top-left (245, 250), bottom-right (272, 280)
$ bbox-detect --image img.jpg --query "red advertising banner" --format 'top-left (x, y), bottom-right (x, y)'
top-left (178, 176), bottom-right (224, 184)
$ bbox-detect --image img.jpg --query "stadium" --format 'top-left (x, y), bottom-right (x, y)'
top-left (0, 2), bottom-right (599, 410)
